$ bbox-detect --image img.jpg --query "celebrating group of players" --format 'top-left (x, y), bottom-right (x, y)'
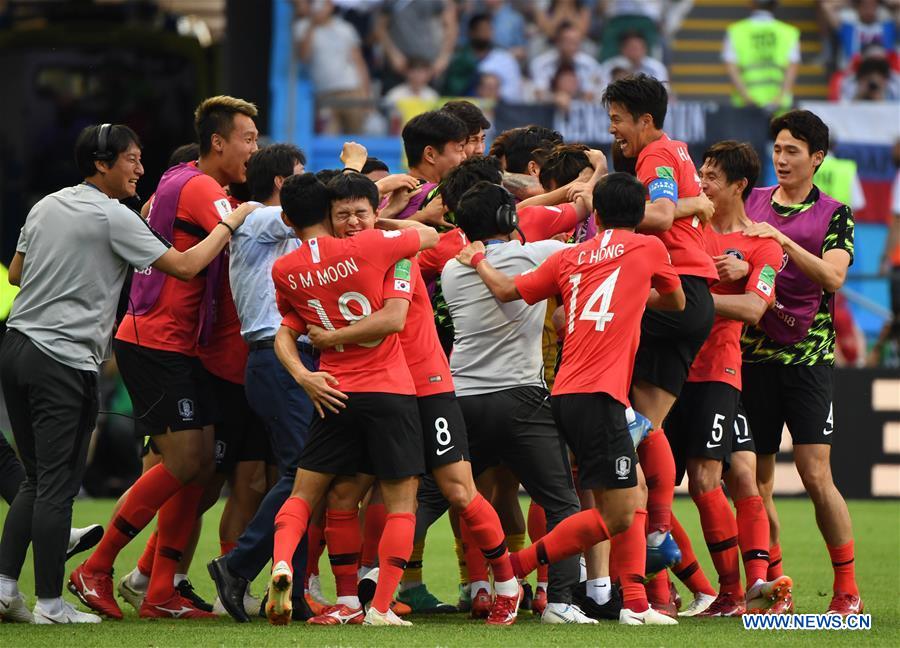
top-left (0, 73), bottom-right (862, 628)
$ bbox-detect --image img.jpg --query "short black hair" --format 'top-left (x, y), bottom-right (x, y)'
top-left (229, 182), bottom-right (252, 203)
top-left (74, 124), bottom-right (142, 177)
top-left (315, 168), bottom-right (342, 185)
top-left (281, 173), bottom-right (331, 229)
top-left (402, 110), bottom-right (468, 167)
top-left (592, 172), bottom-right (646, 229)
top-left (702, 140), bottom-right (761, 201)
top-left (468, 12), bottom-right (491, 32)
top-left (602, 74), bottom-right (668, 129)
top-left (769, 109), bottom-right (829, 168)
top-left (538, 144), bottom-right (592, 190)
top-left (327, 172), bottom-right (380, 210)
top-left (440, 155), bottom-right (503, 213)
top-left (856, 56), bottom-right (891, 80)
top-left (495, 125), bottom-right (565, 174)
top-left (246, 143), bottom-right (306, 202)
top-left (456, 181), bottom-right (513, 242)
top-left (361, 157), bottom-right (390, 175)
top-left (618, 29), bottom-right (646, 46)
top-left (441, 100), bottom-right (491, 136)
top-left (194, 95), bottom-right (258, 156)
top-left (167, 143), bottom-right (200, 168)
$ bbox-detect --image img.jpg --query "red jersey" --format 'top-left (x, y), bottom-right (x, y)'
top-left (418, 228), bottom-right (467, 284)
top-left (198, 265), bottom-right (249, 385)
top-left (515, 229), bottom-right (680, 404)
top-left (116, 171), bottom-right (229, 355)
top-left (272, 228), bottom-right (421, 394)
top-left (688, 229), bottom-right (782, 389)
top-left (383, 257), bottom-right (454, 396)
top-left (517, 203), bottom-right (579, 243)
top-left (636, 134), bottom-right (717, 281)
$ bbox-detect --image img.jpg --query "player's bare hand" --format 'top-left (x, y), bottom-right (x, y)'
top-left (223, 201), bottom-right (260, 230)
top-left (375, 173), bottom-right (419, 196)
top-left (744, 222), bottom-right (788, 246)
top-left (306, 325), bottom-right (334, 350)
top-left (566, 181), bottom-right (593, 202)
top-left (714, 254), bottom-right (750, 283)
top-left (414, 195), bottom-right (452, 229)
top-left (694, 193), bottom-right (715, 224)
top-left (379, 185), bottom-right (422, 219)
top-left (456, 240), bottom-right (486, 267)
top-left (340, 141), bottom-right (368, 171)
top-left (586, 148), bottom-right (608, 175)
top-left (297, 371), bottom-right (347, 418)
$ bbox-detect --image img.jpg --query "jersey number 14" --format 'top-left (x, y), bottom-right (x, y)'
top-left (567, 267), bottom-right (621, 334)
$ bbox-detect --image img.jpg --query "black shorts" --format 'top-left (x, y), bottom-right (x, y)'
top-left (550, 392), bottom-right (637, 490)
top-left (417, 392), bottom-right (469, 471)
top-left (207, 372), bottom-right (272, 474)
top-left (114, 339), bottom-right (216, 438)
top-left (732, 402), bottom-right (755, 455)
top-left (633, 275), bottom-right (714, 398)
top-left (665, 381), bottom-right (743, 485)
top-left (298, 392), bottom-right (424, 480)
top-left (741, 363), bottom-right (834, 455)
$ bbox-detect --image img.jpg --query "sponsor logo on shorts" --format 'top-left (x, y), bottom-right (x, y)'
top-left (215, 440), bottom-right (226, 462)
top-left (436, 446), bottom-right (456, 456)
top-left (177, 398), bottom-right (195, 421)
top-left (706, 441), bottom-right (722, 449)
top-left (615, 456), bottom-right (632, 479)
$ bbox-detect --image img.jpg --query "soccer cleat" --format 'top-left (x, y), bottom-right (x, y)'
top-left (305, 591), bottom-right (327, 616)
top-left (457, 582), bottom-right (472, 613)
top-left (357, 566), bottom-right (377, 608)
top-left (66, 524), bottom-right (104, 561)
top-left (307, 603), bottom-right (364, 625)
top-left (746, 576), bottom-right (793, 614)
top-left (175, 578), bottom-right (213, 612)
top-left (0, 593), bottom-right (34, 623)
top-left (34, 600), bottom-right (101, 624)
top-left (363, 606), bottom-right (412, 626)
top-left (628, 409), bottom-right (653, 449)
top-left (117, 568), bottom-right (146, 612)
top-left (207, 555), bottom-right (251, 622)
top-left (697, 592), bottom-right (745, 617)
top-left (542, 603), bottom-right (599, 624)
top-left (139, 592), bottom-right (217, 619)
top-left (68, 563), bottom-right (123, 619)
top-left (646, 531), bottom-right (682, 576)
top-left (486, 585), bottom-right (522, 626)
top-left (826, 592), bottom-right (863, 616)
top-left (265, 561), bottom-right (294, 626)
top-left (307, 573), bottom-right (331, 607)
top-left (397, 583), bottom-right (457, 613)
top-left (532, 585), bottom-right (548, 616)
top-left (573, 584), bottom-right (622, 621)
top-left (768, 594), bottom-right (794, 614)
top-left (470, 587), bottom-right (492, 619)
top-left (520, 581), bottom-right (533, 611)
top-left (391, 599), bottom-right (412, 616)
top-left (650, 598), bottom-right (678, 618)
top-left (678, 592), bottom-right (717, 617)
top-left (619, 606), bottom-right (679, 625)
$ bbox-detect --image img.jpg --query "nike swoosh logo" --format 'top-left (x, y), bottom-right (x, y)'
top-left (736, 437), bottom-right (751, 444)
top-left (823, 429), bottom-right (833, 435)
top-left (706, 442), bottom-right (721, 449)
top-left (436, 446), bottom-right (456, 456)
top-left (155, 605), bottom-right (194, 618)
top-left (79, 574), bottom-right (99, 599)
top-left (35, 612), bottom-right (62, 624)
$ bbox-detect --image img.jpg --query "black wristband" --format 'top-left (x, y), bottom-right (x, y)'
top-left (217, 220), bottom-right (235, 236)
top-left (342, 167), bottom-right (361, 174)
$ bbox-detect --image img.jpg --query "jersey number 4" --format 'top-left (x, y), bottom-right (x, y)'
top-left (567, 267), bottom-right (621, 334)
top-left (308, 292), bottom-right (381, 352)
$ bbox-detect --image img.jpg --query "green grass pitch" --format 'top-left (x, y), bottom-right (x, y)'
top-left (1, 496), bottom-right (897, 646)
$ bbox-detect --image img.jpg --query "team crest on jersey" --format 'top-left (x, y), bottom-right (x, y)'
top-left (177, 398), bottom-right (195, 421)
top-left (723, 248), bottom-right (745, 261)
top-left (615, 456), bottom-right (632, 479)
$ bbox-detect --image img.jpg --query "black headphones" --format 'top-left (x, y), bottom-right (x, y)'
top-left (494, 186), bottom-right (519, 235)
top-left (94, 123), bottom-right (114, 162)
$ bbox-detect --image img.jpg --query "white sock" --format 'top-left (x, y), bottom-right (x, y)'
top-left (537, 581), bottom-right (548, 591)
top-left (587, 577), bottom-right (612, 605)
top-left (647, 530), bottom-right (667, 547)
top-left (469, 580), bottom-right (491, 596)
top-left (579, 560), bottom-right (587, 582)
top-left (35, 597), bottom-right (64, 615)
top-left (129, 569), bottom-right (149, 590)
top-left (546, 602), bottom-right (570, 615)
top-left (398, 579), bottom-right (420, 592)
top-left (336, 595), bottom-right (361, 608)
top-left (0, 575), bottom-right (19, 598)
top-left (173, 573), bottom-right (188, 587)
top-left (494, 578), bottom-right (518, 597)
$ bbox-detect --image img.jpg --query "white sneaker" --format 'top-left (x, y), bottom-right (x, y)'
top-left (308, 573), bottom-right (330, 606)
top-left (117, 568), bottom-right (146, 611)
top-left (34, 600), bottom-right (101, 624)
top-left (619, 606), bottom-right (678, 625)
top-left (363, 606), bottom-right (412, 626)
top-left (0, 593), bottom-right (34, 623)
top-left (541, 603), bottom-right (599, 624)
top-left (678, 592), bottom-right (717, 617)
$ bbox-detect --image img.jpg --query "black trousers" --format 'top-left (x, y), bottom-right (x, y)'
top-left (0, 435), bottom-right (26, 505)
top-left (0, 330), bottom-right (98, 598)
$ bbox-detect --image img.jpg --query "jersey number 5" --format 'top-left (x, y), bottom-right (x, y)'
top-left (567, 267), bottom-right (621, 334)
top-left (308, 292), bottom-right (382, 352)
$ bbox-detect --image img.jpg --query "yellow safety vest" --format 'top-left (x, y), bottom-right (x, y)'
top-left (728, 18), bottom-right (800, 108)
top-left (814, 156), bottom-right (857, 207)
top-left (0, 264), bottom-right (19, 321)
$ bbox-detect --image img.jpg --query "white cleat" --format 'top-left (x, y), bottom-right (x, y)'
top-left (363, 606), bottom-right (412, 626)
top-left (541, 603), bottom-right (599, 624)
top-left (620, 606), bottom-right (679, 625)
top-left (678, 592), bottom-right (717, 617)
top-left (34, 600), bottom-right (101, 624)
top-left (117, 568), bottom-right (146, 611)
top-left (308, 573), bottom-right (330, 607)
top-left (66, 524), bottom-right (103, 561)
top-left (0, 593), bottom-right (34, 623)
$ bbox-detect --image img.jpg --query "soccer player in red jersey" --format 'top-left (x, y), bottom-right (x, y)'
top-left (664, 141), bottom-right (792, 617)
top-left (69, 97), bottom-right (260, 620)
top-left (457, 173), bottom-right (685, 625)
top-left (266, 172), bottom-right (439, 627)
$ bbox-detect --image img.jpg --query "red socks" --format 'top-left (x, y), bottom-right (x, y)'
top-left (220, 540), bottom-right (237, 556)
top-left (360, 503), bottom-right (387, 569)
top-left (511, 508), bottom-right (609, 578)
top-left (273, 497), bottom-right (312, 570)
top-left (137, 530), bottom-right (158, 577)
top-left (768, 543), bottom-right (784, 580)
top-left (305, 520), bottom-right (325, 586)
top-left (827, 541), bottom-right (859, 596)
top-left (527, 500), bottom-right (549, 584)
top-left (459, 494), bottom-right (514, 583)
top-left (694, 487), bottom-right (742, 596)
top-left (638, 431), bottom-right (675, 532)
top-left (611, 509), bottom-right (649, 612)
top-left (146, 483), bottom-right (203, 605)
top-left (86, 464), bottom-right (182, 574)
top-left (670, 513), bottom-right (716, 596)
top-left (325, 509), bottom-right (362, 597)
top-left (735, 495), bottom-right (770, 587)
top-left (372, 513), bottom-right (415, 613)
top-left (460, 519), bottom-right (489, 584)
